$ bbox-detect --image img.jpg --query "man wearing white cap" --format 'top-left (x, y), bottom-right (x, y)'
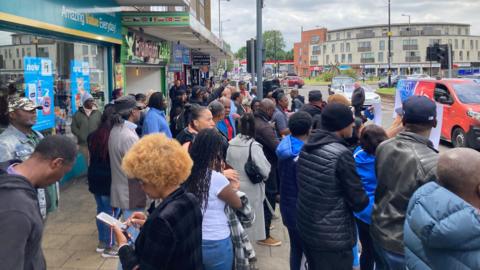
top-left (71, 92), bottom-right (101, 164)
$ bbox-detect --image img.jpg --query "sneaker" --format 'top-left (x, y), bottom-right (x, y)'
top-left (96, 242), bottom-right (107, 253)
top-left (257, 237), bottom-right (282, 247)
top-left (101, 247), bottom-right (119, 258)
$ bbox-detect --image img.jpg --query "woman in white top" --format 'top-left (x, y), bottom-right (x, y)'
top-left (184, 128), bottom-right (242, 270)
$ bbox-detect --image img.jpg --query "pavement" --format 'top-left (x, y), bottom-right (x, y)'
top-left (42, 179), bottom-right (291, 270)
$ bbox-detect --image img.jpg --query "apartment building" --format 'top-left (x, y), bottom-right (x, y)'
top-left (294, 28), bottom-right (327, 77)
top-left (305, 23), bottom-right (480, 76)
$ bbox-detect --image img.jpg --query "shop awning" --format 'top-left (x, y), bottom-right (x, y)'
top-left (122, 12), bottom-right (232, 62)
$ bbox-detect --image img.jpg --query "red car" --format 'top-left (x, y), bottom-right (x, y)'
top-left (281, 76), bottom-right (304, 88)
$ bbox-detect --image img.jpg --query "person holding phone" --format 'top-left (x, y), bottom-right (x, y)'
top-left (112, 133), bottom-right (202, 270)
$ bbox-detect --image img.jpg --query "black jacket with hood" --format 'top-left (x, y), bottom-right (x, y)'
top-left (0, 161), bottom-right (46, 270)
top-left (296, 129), bottom-right (369, 251)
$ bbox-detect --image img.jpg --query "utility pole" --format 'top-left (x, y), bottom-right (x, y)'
top-left (256, 0), bottom-right (263, 98)
top-left (402, 14), bottom-right (411, 75)
top-left (274, 31), bottom-right (277, 78)
top-left (387, 0), bottom-right (392, 86)
top-left (448, 43), bottom-right (453, 78)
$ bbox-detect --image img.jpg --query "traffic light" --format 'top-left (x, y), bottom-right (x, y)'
top-left (426, 45), bottom-right (438, 62)
top-left (246, 39), bottom-right (256, 73)
top-left (425, 44), bottom-right (449, 69)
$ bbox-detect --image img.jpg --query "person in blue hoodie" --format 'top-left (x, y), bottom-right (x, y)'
top-left (353, 124), bottom-right (388, 270)
top-left (405, 148), bottom-right (480, 270)
top-left (276, 111), bottom-right (312, 270)
top-left (142, 92), bottom-right (172, 138)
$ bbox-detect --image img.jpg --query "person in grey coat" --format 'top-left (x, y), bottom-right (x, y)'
top-left (227, 113), bottom-right (271, 241)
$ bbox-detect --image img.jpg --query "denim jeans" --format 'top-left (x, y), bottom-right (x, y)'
top-left (286, 226), bottom-right (303, 270)
top-left (94, 195), bottom-right (119, 247)
top-left (202, 236), bottom-right (233, 270)
top-left (372, 242), bottom-right (406, 270)
top-left (117, 208), bottom-right (144, 270)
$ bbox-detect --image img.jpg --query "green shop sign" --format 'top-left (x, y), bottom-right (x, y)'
top-left (122, 12), bottom-right (190, 27)
top-left (123, 31), bottom-right (171, 65)
top-left (0, 0), bottom-right (122, 44)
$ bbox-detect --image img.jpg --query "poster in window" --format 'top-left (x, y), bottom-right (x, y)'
top-left (24, 57), bottom-right (55, 131)
top-left (70, 60), bottom-right (91, 114)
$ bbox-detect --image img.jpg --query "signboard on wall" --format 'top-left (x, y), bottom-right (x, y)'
top-left (122, 12), bottom-right (190, 27)
top-left (23, 57), bottom-right (55, 131)
top-left (70, 60), bottom-right (91, 114)
top-left (0, 0), bottom-right (122, 43)
top-left (192, 53), bottom-right (210, 66)
top-left (124, 31), bottom-right (170, 65)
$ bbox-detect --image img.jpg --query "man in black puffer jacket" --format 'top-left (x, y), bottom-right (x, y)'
top-left (297, 103), bottom-right (369, 270)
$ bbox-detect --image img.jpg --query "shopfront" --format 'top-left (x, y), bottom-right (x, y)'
top-left (0, 0), bottom-right (122, 181)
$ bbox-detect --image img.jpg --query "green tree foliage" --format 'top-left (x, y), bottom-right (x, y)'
top-left (235, 31), bottom-right (293, 61)
top-left (235, 46), bottom-right (247, 59)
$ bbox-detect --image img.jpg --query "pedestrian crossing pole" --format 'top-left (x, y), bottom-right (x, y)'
top-left (256, 0), bottom-right (264, 98)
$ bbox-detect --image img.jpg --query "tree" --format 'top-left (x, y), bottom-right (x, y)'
top-left (284, 48), bottom-right (294, 61)
top-left (235, 46), bottom-right (247, 59)
top-left (263, 30), bottom-right (286, 61)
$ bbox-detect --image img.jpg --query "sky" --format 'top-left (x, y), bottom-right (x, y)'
top-left (211, 0), bottom-right (480, 53)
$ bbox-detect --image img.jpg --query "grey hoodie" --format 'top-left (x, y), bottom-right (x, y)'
top-left (0, 161), bottom-right (46, 270)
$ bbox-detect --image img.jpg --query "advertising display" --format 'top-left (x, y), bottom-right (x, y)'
top-left (124, 31), bottom-right (171, 64)
top-left (70, 60), bottom-right (91, 114)
top-left (23, 57), bottom-right (55, 131)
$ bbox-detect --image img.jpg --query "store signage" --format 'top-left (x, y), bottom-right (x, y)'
top-left (192, 53), bottom-right (210, 66)
top-left (122, 12), bottom-right (190, 27)
top-left (70, 60), bottom-right (91, 114)
top-left (23, 57), bottom-right (55, 131)
top-left (0, 0), bottom-right (122, 43)
top-left (124, 32), bottom-right (170, 65)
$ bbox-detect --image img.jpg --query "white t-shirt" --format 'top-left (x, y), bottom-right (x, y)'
top-left (202, 170), bottom-right (231, 240)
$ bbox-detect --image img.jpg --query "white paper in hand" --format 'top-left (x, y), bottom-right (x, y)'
top-left (96, 212), bottom-right (127, 230)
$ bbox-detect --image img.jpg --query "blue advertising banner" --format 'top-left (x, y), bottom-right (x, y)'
top-left (70, 60), bottom-right (91, 114)
top-left (182, 46), bottom-right (191, 65)
top-left (24, 57), bottom-right (55, 131)
top-left (0, 0), bottom-right (122, 43)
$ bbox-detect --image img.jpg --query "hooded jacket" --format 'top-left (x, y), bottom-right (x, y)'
top-left (371, 132), bottom-right (438, 255)
top-left (0, 161), bottom-right (46, 270)
top-left (353, 146), bottom-right (377, 225)
top-left (71, 107), bottom-right (102, 145)
top-left (404, 182), bottom-right (480, 269)
top-left (276, 135), bottom-right (304, 229)
top-left (296, 129), bottom-right (369, 251)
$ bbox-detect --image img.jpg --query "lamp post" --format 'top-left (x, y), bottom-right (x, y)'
top-left (218, 0), bottom-right (230, 39)
top-left (387, 0), bottom-right (392, 87)
top-left (402, 14), bottom-right (411, 75)
top-left (256, 0), bottom-right (263, 98)
top-left (220, 19), bottom-right (231, 40)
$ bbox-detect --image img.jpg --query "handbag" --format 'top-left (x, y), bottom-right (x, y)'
top-left (244, 140), bottom-right (264, 184)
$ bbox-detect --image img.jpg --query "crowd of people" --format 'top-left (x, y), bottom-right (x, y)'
top-left (1, 78), bottom-right (480, 270)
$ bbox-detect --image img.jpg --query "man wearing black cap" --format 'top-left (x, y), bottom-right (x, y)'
top-left (371, 95), bottom-right (439, 270)
top-left (297, 103), bottom-right (369, 270)
top-left (300, 90), bottom-right (325, 129)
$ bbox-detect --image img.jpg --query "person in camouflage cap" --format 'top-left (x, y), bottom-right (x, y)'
top-left (0, 96), bottom-right (57, 219)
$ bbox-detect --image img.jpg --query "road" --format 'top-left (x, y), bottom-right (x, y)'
top-left (298, 84), bottom-right (452, 153)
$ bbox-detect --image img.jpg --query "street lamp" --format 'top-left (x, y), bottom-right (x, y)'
top-left (402, 13), bottom-right (411, 75)
top-left (218, 0), bottom-right (230, 39)
top-left (220, 19), bottom-right (231, 40)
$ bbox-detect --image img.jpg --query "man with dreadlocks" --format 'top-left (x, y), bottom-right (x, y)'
top-left (183, 128), bottom-right (242, 270)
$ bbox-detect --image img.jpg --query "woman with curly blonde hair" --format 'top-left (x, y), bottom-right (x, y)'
top-left (112, 134), bottom-right (203, 270)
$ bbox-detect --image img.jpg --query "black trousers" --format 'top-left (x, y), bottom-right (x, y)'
top-left (303, 246), bottom-right (353, 270)
top-left (356, 218), bottom-right (375, 270)
top-left (263, 191), bottom-right (276, 238)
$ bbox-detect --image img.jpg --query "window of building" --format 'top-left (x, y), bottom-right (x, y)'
top-left (21, 48), bottom-right (25, 57)
top-left (467, 51), bottom-right (470, 61)
top-left (12, 59), bottom-right (15, 69)
top-left (82, 45), bottom-right (89, 55)
top-left (458, 28), bottom-right (462, 35)
top-left (312, 45), bottom-right (321, 55)
top-left (379, 40), bottom-right (385, 50)
top-left (311, 35), bottom-right (320, 44)
top-left (336, 32), bottom-right (340, 40)
top-left (471, 40), bottom-right (474, 50)
top-left (389, 40), bottom-right (394, 50)
top-left (477, 40), bottom-right (479, 50)
top-left (406, 51), bottom-right (420, 57)
top-left (18, 59), bottom-right (21, 69)
top-left (326, 55), bottom-right (330, 64)
top-left (460, 51), bottom-right (463, 61)
top-left (340, 43), bottom-right (344, 52)
top-left (26, 47), bottom-right (31, 57)
top-left (462, 40), bottom-right (465, 49)
top-left (347, 32), bottom-right (351, 39)
top-left (348, 54), bottom-right (352, 63)
top-left (328, 34), bottom-right (331, 41)
top-left (341, 54), bottom-right (346, 63)
top-left (403, 39), bottom-right (418, 45)
top-left (478, 51), bottom-right (480, 61)
top-left (455, 39), bottom-right (458, 49)
top-left (358, 41), bottom-right (371, 48)
top-left (335, 54), bottom-right (339, 62)
top-left (378, 52), bottom-right (384, 62)
top-left (429, 39), bottom-right (441, 46)
top-left (452, 51), bottom-right (455, 60)
top-left (16, 48), bottom-right (19, 57)
top-left (332, 44), bottom-right (335, 53)
top-left (346, 43), bottom-right (350, 52)
top-left (466, 28), bottom-right (469, 35)
top-left (361, 52), bottom-right (374, 59)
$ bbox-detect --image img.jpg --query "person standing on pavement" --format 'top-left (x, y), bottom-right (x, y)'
top-left (184, 129), bottom-right (242, 270)
top-left (113, 134), bottom-right (203, 270)
top-left (254, 99), bottom-right (282, 247)
top-left (142, 92), bottom-right (171, 138)
top-left (0, 97), bottom-right (56, 219)
top-left (404, 148), bottom-right (480, 270)
top-left (351, 82), bottom-right (365, 118)
top-left (217, 97), bottom-right (236, 141)
top-left (353, 125), bottom-right (388, 270)
top-left (371, 95), bottom-right (439, 270)
top-left (108, 96), bottom-right (146, 261)
top-left (227, 113), bottom-right (271, 242)
top-left (300, 90), bottom-right (324, 128)
top-left (0, 135), bottom-right (77, 270)
top-left (272, 92), bottom-right (290, 138)
top-left (289, 89), bottom-right (304, 112)
top-left (176, 104), bottom-right (215, 150)
top-left (232, 92), bottom-right (247, 117)
top-left (87, 105), bottom-right (120, 257)
top-left (71, 92), bottom-right (102, 164)
top-left (297, 103), bottom-right (369, 270)
top-left (276, 111), bottom-right (312, 270)
top-left (239, 81), bottom-right (252, 101)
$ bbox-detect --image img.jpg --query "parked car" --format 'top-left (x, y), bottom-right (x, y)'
top-left (378, 75), bottom-right (407, 88)
top-left (411, 78), bottom-right (480, 149)
top-left (328, 76), bottom-right (355, 95)
top-left (281, 76), bottom-right (304, 88)
top-left (330, 82), bottom-right (381, 108)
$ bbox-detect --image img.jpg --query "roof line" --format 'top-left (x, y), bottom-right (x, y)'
top-left (327, 22), bottom-right (470, 33)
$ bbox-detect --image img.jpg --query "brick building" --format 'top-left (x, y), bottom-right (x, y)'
top-left (293, 28), bottom-right (327, 77)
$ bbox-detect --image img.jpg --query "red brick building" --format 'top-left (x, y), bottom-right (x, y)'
top-left (294, 28), bottom-right (327, 77)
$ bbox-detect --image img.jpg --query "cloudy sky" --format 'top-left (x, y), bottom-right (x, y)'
top-left (211, 0), bottom-right (480, 52)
